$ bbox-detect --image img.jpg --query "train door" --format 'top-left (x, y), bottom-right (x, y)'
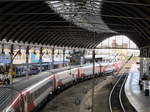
top-left (23, 93), bottom-right (28, 112)
top-left (20, 95), bottom-right (24, 112)
top-left (11, 94), bottom-right (24, 112)
top-left (79, 67), bottom-right (84, 78)
top-left (53, 74), bottom-right (56, 89)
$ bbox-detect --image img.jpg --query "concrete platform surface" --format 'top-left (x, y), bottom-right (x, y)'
top-left (125, 64), bottom-right (150, 112)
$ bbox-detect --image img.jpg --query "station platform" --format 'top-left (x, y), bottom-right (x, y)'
top-left (125, 64), bottom-right (150, 112)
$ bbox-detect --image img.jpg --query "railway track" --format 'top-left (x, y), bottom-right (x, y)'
top-left (109, 73), bottom-right (128, 112)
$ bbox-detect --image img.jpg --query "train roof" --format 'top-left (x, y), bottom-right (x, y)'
top-left (85, 55), bottom-right (117, 59)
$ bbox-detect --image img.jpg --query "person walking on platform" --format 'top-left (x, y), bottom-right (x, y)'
top-left (8, 73), bottom-right (12, 85)
top-left (3, 75), bottom-right (7, 85)
top-left (6, 75), bottom-right (10, 85)
top-left (0, 74), bottom-right (3, 85)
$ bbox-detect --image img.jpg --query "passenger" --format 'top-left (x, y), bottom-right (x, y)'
top-left (3, 75), bottom-right (7, 85)
top-left (8, 73), bottom-right (12, 85)
top-left (6, 75), bottom-right (10, 85)
top-left (0, 74), bottom-right (3, 85)
top-left (2, 74), bottom-right (5, 85)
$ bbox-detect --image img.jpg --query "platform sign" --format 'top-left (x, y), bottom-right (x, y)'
top-left (31, 53), bottom-right (40, 63)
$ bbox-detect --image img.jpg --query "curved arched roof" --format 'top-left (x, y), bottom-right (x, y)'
top-left (0, 1), bottom-right (149, 49)
top-left (101, 0), bottom-right (150, 48)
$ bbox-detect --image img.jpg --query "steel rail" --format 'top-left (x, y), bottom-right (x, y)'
top-left (109, 74), bottom-right (124, 112)
top-left (119, 73), bottom-right (128, 112)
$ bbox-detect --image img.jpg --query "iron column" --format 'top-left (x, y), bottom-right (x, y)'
top-left (91, 49), bottom-right (95, 112)
top-left (10, 45), bottom-right (14, 77)
top-left (51, 48), bottom-right (54, 69)
top-left (63, 48), bottom-right (65, 67)
top-left (26, 46), bottom-right (29, 78)
top-left (39, 47), bottom-right (43, 72)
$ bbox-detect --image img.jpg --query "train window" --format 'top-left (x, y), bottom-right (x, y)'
top-left (38, 89), bottom-right (41, 96)
top-left (35, 90), bottom-right (39, 98)
top-left (20, 97), bottom-right (24, 109)
top-left (27, 94), bottom-right (32, 104)
top-left (32, 80), bottom-right (53, 100)
top-left (50, 80), bottom-right (53, 85)
top-left (32, 93), bottom-right (35, 101)
top-left (15, 105), bottom-right (20, 112)
top-left (24, 96), bottom-right (26, 102)
top-left (33, 92), bottom-right (36, 100)
top-left (31, 92), bottom-right (36, 101)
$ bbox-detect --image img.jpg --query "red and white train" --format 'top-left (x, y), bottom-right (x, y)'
top-left (3, 61), bottom-right (123, 112)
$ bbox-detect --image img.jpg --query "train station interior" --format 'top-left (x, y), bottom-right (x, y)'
top-left (0, 0), bottom-right (150, 112)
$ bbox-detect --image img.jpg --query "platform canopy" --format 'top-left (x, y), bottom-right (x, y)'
top-left (0, 0), bottom-right (149, 49)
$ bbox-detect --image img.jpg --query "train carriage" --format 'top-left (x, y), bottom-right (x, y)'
top-left (70, 68), bottom-right (80, 80)
top-left (95, 64), bottom-right (101, 74)
top-left (4, 75), bottom-right (54, 112)
top-left (54, 70), bottom-right (75, 89)
top-left (113, 61), bottom-right (123, 72)
top-left (81, 65), bottom-right (93, 79)
top-left (24, 75), bottom-right (54, 112)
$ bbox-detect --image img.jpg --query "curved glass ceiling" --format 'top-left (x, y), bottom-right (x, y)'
top-left (46, 0), bottom-right (115, 33)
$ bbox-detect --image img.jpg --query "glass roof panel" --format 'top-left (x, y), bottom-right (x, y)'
top-left (46, 0), bottom-right (115, 33)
